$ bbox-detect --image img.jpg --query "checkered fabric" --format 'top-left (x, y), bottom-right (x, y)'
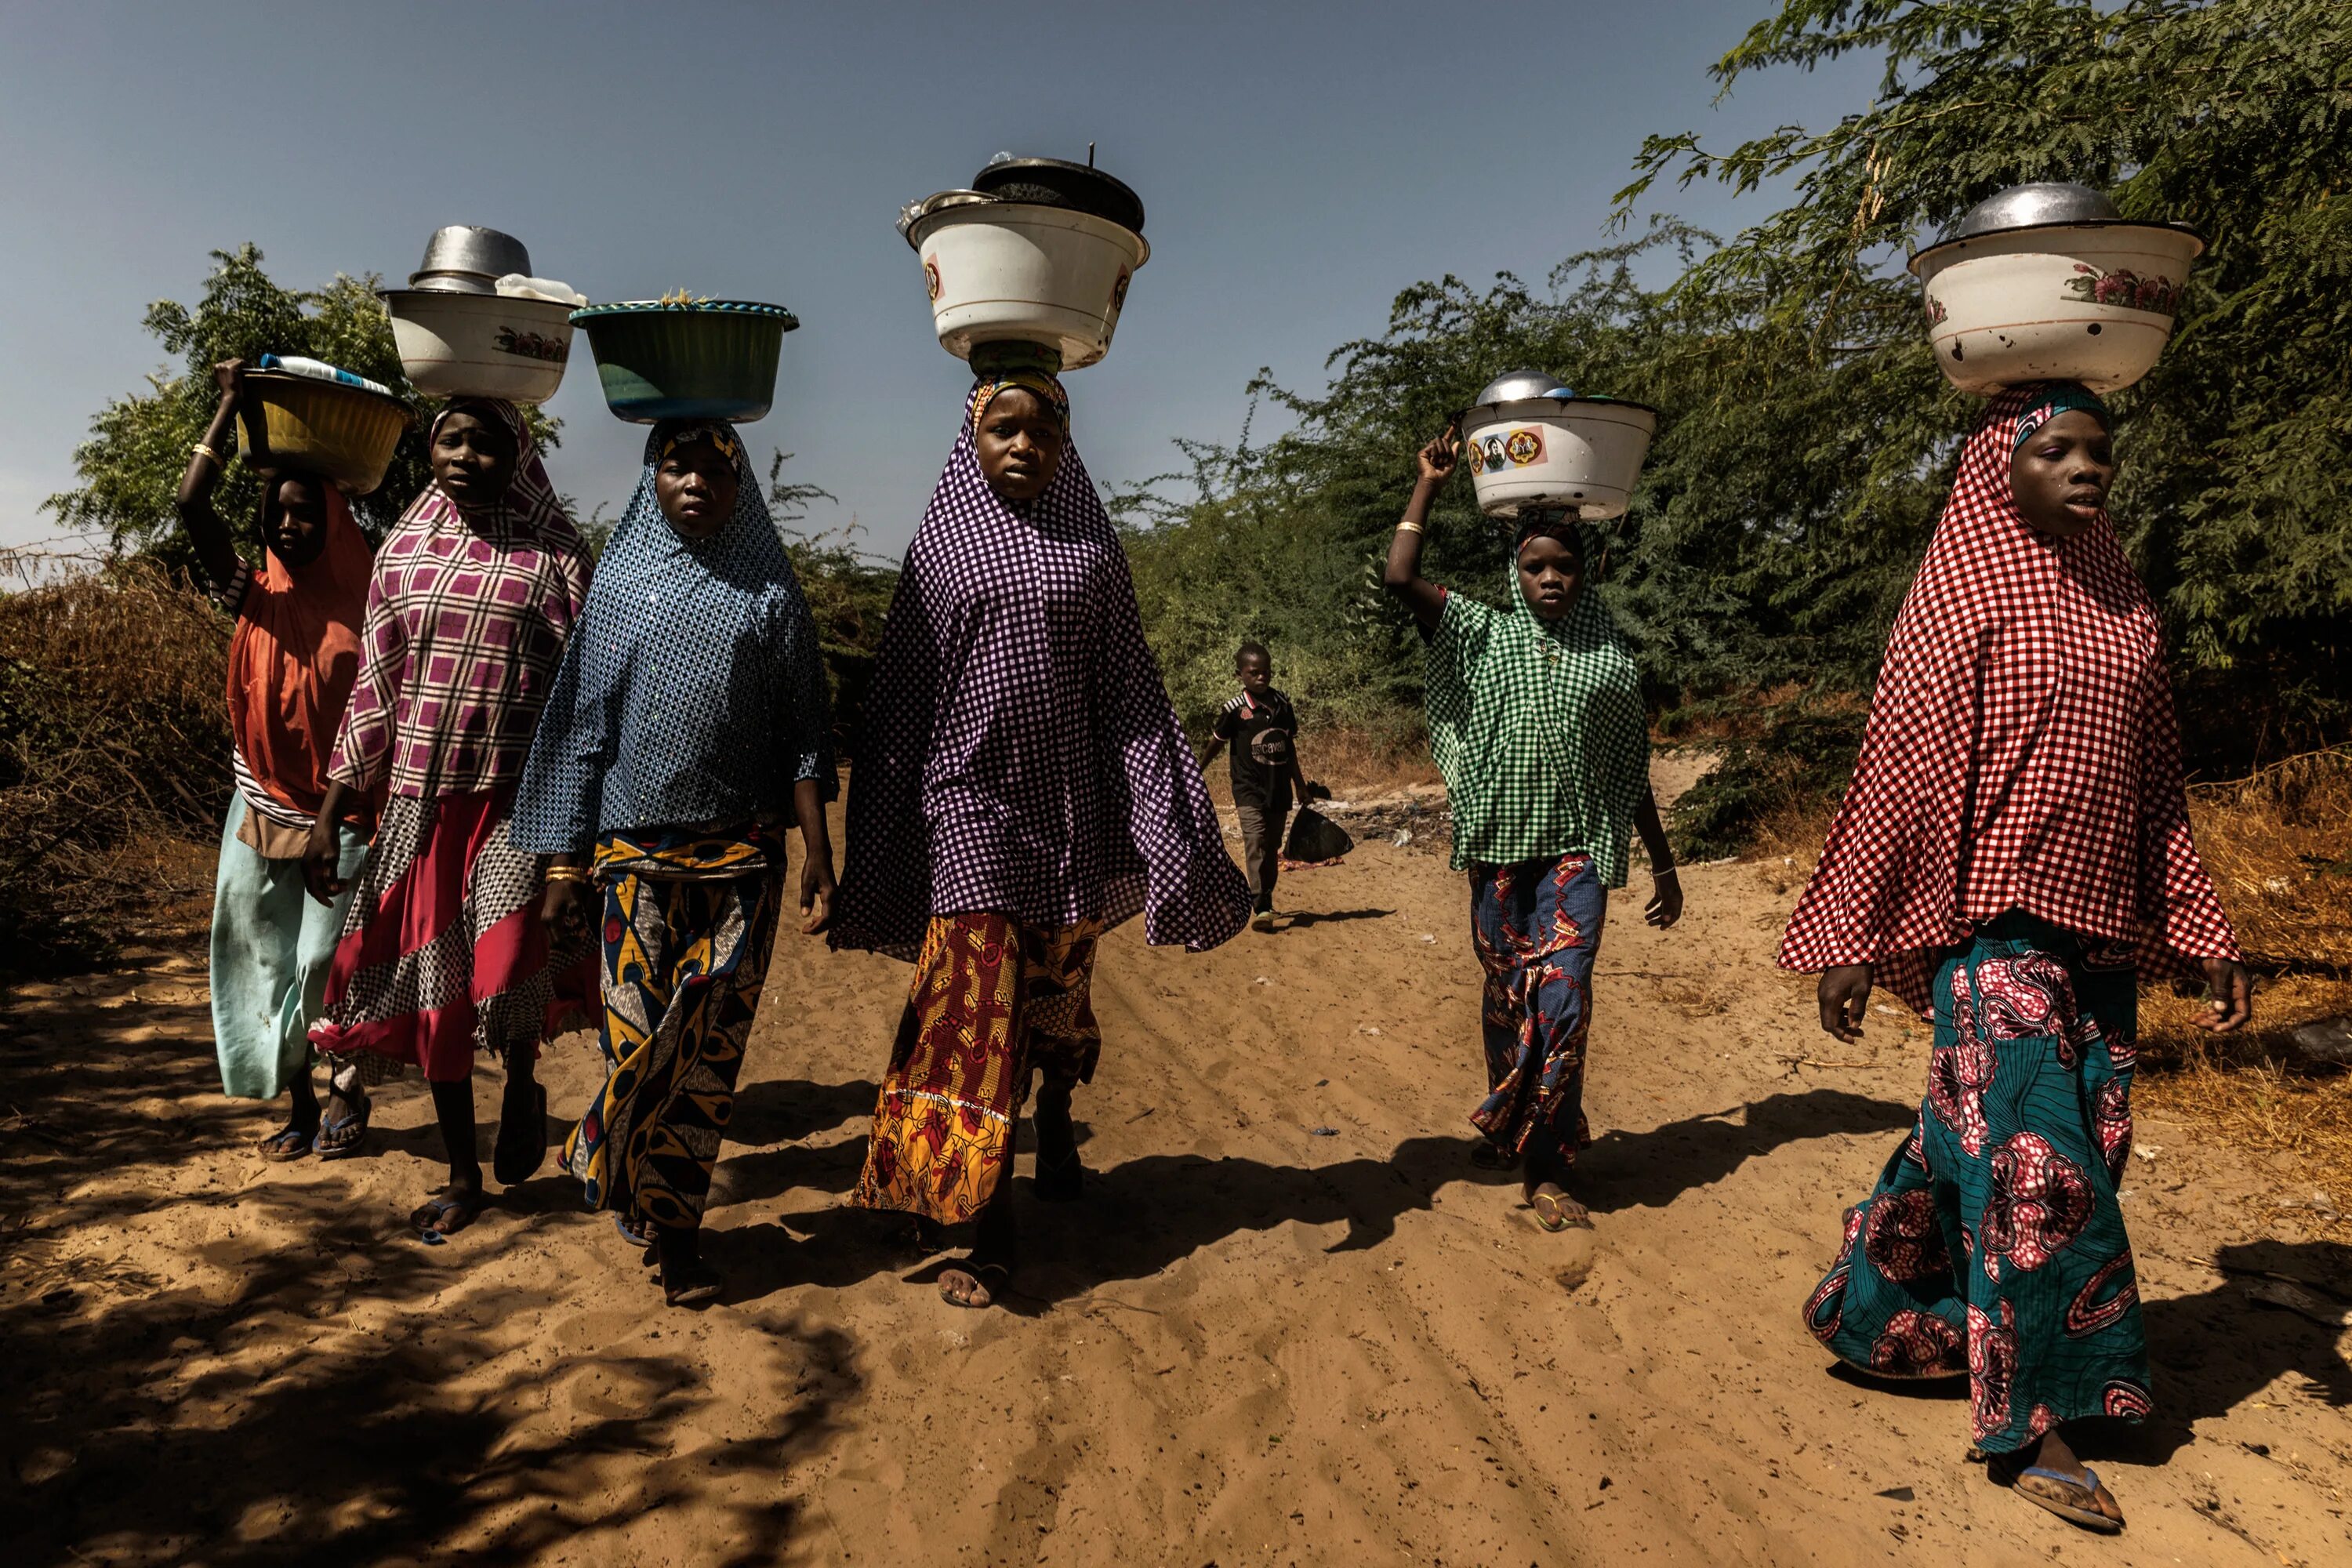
top-left (1424, 564), bottom-right (1649, 885)
top-left (327, 401), bottom-right (592, 800)
top-left (510, 420), bottom-right (835, 855)
top-left (830, 409), bottom-right (1249, 959)
top-left (1777, 383), bottom-right (2239, 1014)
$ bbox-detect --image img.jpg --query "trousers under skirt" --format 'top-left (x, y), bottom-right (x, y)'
top-left (1468, 852), bottom-right (1604, 1178)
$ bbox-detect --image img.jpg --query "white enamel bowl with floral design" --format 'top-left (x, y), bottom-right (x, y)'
top-left (908, 201), bottom-right (1149, 371)
top-left (1457, 396), bottom-right (1659, 520)
top-left (379, 289), bottom-right (575, 404)
top-left (1909, 222), bottom-right (2205, 395)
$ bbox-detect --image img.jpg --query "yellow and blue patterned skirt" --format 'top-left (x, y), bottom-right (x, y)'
top-left (565, 826), bottom-right (782, 1231)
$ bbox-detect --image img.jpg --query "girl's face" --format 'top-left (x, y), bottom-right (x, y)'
top-left (655, 438), bottom-right (739, 539)
top-left (432, 410), bottom-right (519, 509)
top-left (1516, 534), bottom-right (1584, 621)
top-left (975, 387), bottom-right (1065, 502)
top-left (267, 474), bottom-right (330, 566)
top-left (2009, 409), bottom-right (2116, 539)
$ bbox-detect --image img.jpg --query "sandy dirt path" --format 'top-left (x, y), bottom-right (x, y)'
top-left (6, 787), bottom-right (2350, 1566)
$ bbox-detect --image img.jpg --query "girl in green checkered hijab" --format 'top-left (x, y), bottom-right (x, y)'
top-left (1385, 429), bottom-right (1684, 1231)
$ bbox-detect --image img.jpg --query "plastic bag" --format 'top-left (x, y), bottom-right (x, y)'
top-left (1283, 807), bottom-right (1354, 864)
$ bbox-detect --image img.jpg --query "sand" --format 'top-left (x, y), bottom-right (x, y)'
top-left (6, 787), bottom-right (2350, 1566)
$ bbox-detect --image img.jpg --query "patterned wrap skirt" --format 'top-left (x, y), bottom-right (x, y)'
top-left (566, 828), bottom-right (782, 1232)
top-left (853, 912), bottom-right (1104, 1224)
top-left (310, 789), bottom-right (596, 1083)
top-left (1803, 911), bottom-right (2152, 1453)
top-left (1468, 851), bottom-right (1605, 1178)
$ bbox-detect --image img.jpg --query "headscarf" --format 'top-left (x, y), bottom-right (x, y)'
top-left (1777, 383), bottom-right (2238, 1012)
top-left (416, 397), bottom-right (573, 540)
top-left (966, 341), bottom-right (1071, 435)
top-left (326, 396), bottom-right (592, 798)
top-left (1422, 526), bottom-right (1648, 882)
top-left (511, 419), bottom-right (834, 855)
top-left (831, 381), bottom-right (1247, 957)
top-left (224, 480), bottom-right (373, 818)
top-left (2010, 383), bottom-right (2111, 451)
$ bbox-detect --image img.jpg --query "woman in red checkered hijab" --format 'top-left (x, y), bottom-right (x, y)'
top-left (1780, 382), bottom-right (2252, 1534)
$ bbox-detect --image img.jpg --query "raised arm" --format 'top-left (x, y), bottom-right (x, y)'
top-left (174, 360), bottom-right (249, 593)
top-left (1381, 430), bottom-right (1460, 633)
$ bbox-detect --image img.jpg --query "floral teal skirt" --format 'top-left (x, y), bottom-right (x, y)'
top-left (1803, 911), bottom-right (2152, 1453)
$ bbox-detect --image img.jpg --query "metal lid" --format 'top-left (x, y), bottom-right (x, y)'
top-left (1470, 369), bottom-right (1574, 405)
top-left (896, 189), bottom-right (996, 245)
top-left (971, 154), bottom-right (1145, 234)
top-left (1952, 182), bottom-right (2120, 239)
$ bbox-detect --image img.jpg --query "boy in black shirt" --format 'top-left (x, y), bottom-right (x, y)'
top-left (1200, 641), bottom-right (1316, 931)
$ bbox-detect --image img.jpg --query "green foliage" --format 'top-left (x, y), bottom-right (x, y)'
top-left (1619, 0), bottom-right (2352, 745)
top-left (46, 245), bottom-right (560, 568)
top-left (768, 451), bottom-right (897, 748)
top-left (1127, 0), bottom-right (2352, 808)
top-left (1662, 703), bottom-right (1867, 861)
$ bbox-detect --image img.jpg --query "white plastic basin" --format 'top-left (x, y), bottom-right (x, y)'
top-left (1909, 222), bottom-right (2204, 395)
top-left (910, 203), bottom-right (1149, 370)
top-left (1459, 397), bottom-right (1658, 519)
top-left (379, 289), bottom-right (575, 403)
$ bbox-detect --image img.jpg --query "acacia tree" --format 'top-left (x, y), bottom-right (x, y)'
top-left (47, 244), bottom-right (560, 569)
top-left (1126, 0), bottom-right (2350, 818)
top-left (1621, 0), bottom-right (2352, 749)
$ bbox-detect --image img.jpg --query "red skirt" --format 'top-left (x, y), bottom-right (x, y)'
top-left (310, 789), bottom-right (594, 1083)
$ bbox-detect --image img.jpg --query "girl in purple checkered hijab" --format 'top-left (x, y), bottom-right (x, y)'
top-left (835, 348), bottom-right (1249, 1307)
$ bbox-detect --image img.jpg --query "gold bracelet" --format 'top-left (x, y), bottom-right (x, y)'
top-left (1396, 519), bottom-right (1424, 535)
top-left (543, 865), bottom-right (590, 884)
top-left (191, 442), bottom-right (223, 466)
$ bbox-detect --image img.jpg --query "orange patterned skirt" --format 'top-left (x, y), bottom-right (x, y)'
top-left (853, 913), bottom-right (1103, 1223)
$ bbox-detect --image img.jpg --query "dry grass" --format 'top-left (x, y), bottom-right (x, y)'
top-left (2138, 750), bottom-right (2352, 1215)
top-left (0, 547), bottom-right (230, 969)
top-left (1747, 748), bottom-right (2352, 1213)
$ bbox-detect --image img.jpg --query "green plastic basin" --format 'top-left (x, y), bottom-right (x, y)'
top-left (569, 300), bottom-right (798, 423)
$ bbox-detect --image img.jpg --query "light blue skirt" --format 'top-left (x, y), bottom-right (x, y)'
top-left (209, 795), bottom-right (368, 1099)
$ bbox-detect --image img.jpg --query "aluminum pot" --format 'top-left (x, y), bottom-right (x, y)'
top-left (417, 225), bottom-right (532, 281)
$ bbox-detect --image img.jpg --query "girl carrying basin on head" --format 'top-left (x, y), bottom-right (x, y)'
top-left (1382, 428), bottom-right (1684, 1236)
top-left (513, 419), bottom-right (837, 1308)
top-left (303, 397), bottom-right (597, 1242)
top-left (831, 341), bottom-right (1250, 1310)
top-left (176, 359), bottom-right (375, 1161)
top-left (1780, 382), bottom-right (2253, 1535)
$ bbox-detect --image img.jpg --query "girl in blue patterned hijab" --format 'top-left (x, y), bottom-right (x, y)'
top-left (514, 418), bottom-right (837, 1306)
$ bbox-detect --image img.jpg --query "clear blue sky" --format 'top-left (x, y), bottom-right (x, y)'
top-left (0, 1), bottom-right (1874, 554)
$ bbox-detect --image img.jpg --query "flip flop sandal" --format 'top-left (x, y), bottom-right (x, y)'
top-left (2014, 1466), bottom-right (2124, 1534)
top-left (941, 1261), bottom-right (1011, 1310)
top-left (492, 1083), bottom-right (549, 1185)
top-left (1471, 1142), bottom-right (1511, 1171)
top-left (662, 1257), bottom-right (724, 1308)
top-left (410, 1194), bottom-right (482, 1242)
top-left (1530, 1191), bottom-right (1594, 1232)
top-left (311, 1085), bottom-right (372, 1160)
top-left (258, 1127), bottom-right (313, 1162)
top-left (615, 1213), bottom-right (653, 1249)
